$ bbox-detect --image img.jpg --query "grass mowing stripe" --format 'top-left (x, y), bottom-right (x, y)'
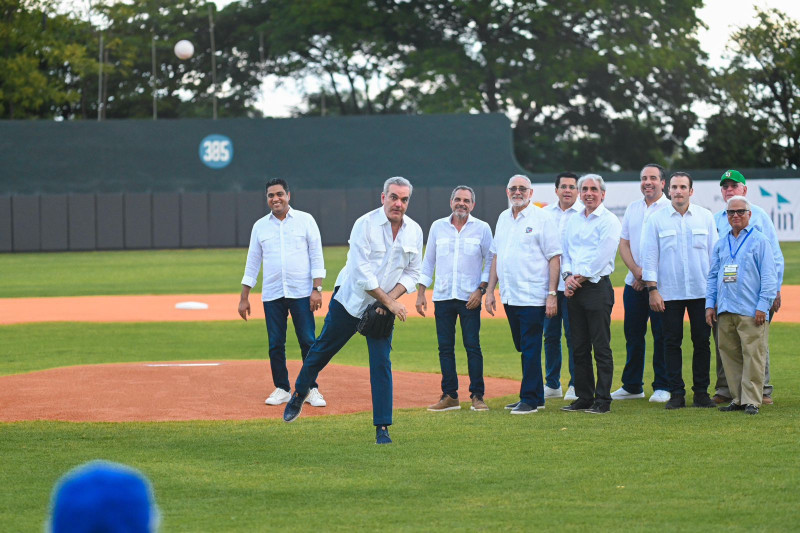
top-left (3, 242), bottom-right (798, 298)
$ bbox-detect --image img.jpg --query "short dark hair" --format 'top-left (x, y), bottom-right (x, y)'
top-left (670, 171), bottom-right (693, 189)
top-left (555, 172), bottom-right (579, 188)
top-left (641, 163), bottom-right (666, 181)
top-left (265, 178), bottom-right (289, 194)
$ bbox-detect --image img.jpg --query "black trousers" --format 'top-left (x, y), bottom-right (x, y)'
top-left (662, 298), bottom-right (711, 397)
top-left (567, 277), bottom-right (614, 405)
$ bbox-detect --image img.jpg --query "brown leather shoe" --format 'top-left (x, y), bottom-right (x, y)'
top-left (762, 396), bottom-right (774, 405)
top-left (471, 395), bottom-right (489, 411)
top-left (712, 394), bottom-right (732, 405)
top-left (427, 394), bottom-right (461, 412)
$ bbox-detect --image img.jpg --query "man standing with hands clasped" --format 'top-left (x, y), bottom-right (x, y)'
top-left (239, 178), bottom-right (327, 408)
top-left (560, 174), bottom-right (621, 415)
top-left (641, 172), bottom-right (718, 410)
top-left (417, 186), bottom-right (494, 412)
top-left (283, 177), bottom-right (423, 445)
top-left (485, 175), bottom-right (562, 415)
top-left (706, 196), bottom-right (776, 415)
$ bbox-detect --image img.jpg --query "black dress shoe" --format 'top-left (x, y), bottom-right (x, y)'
top-left (505, 401), bottom-right (520, 410)
top-left (665, 395), bottom-right (686, 410)
top-left (692, 393), bottom-right (716, 408)
top-left (744, 404), bottom-right (759, 415)
top-left (561, 400), bottom-right (593, 412)
top-left (283, 391), bottom-right (307, 422)
top-left (718, 402), bottom-right (745, 412)
top-left (585, 402), bottom-right (611, 414)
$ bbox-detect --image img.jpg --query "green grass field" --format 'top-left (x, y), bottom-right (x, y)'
top-left (1, 248), bottom-right (799, 531)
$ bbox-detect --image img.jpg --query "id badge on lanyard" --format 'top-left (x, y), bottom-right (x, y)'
top-left (723, 264), bottom-right (738, 283)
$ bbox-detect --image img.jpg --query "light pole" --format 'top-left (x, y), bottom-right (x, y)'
top-left (208, 3), bottom-right (218, 120)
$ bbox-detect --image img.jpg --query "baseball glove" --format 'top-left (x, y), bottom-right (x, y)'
top-left (357, 302), bottom-right (395, 339)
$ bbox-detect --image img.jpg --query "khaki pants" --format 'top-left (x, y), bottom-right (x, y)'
top-left (717, 313), bottom-right (768, 407)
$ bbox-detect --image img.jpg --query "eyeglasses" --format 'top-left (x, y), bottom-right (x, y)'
top-left (508, 186), bottom-right (529, 193)
top-left (726, 209), bottom-right (749, 217)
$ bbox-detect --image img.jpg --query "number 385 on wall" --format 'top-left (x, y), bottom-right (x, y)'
top-left (199, 134), bottom-right (234, 169)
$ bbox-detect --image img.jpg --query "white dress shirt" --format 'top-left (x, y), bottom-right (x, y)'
top-left (543, 200), bottom-right (583, 291)
top-left (641, 203), bottom-right (718, 301)
top-left (334, 207), bottom-right (423, 318)
top-left (241, 207), bottom-right (326, 301)
top-left (491, 203), bottom-right (562, 306)
top-left (620, 194), bottom-right (670, 286)
top-left (562, 203), bottom-right (622, 282)
top-left (419, 214), bottom-right (493, 301)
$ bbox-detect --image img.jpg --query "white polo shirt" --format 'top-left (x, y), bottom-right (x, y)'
top-left (543, 200), bottom-right (583, 291)
top-left (491, 203), bottom-right (562, 306)
top-left (334, 207), bottom-right (423, 318)
top-left (641, 203), bottom-right (718, 301)
top-left (241, 208), bottom-right (326, 301)
top-left (620, 194), bottom-right (670, 286)
top-left (562, 203), bottom-right (622, 282)
top-left (419, 214), bottom-right (493, 301)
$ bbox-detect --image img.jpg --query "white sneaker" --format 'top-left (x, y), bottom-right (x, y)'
top-left (265, 388), bottom-right (291, 405)
top-left (610, 387), bottom-right (645, 400)
top-left (563, 386), bottom-right (577, 401)
top-left (544, 385), bottom-right (563, 399)
top-left (305, 387), bottom-right (327, 407)
top-left (649, 389), bottom-right (671, 403)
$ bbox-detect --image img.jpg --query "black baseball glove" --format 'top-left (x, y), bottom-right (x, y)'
top-left (357, 302), bottom-right (395, 339)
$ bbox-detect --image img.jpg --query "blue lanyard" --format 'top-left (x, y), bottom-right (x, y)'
top-left (727, 229), bottom-right (753, 260)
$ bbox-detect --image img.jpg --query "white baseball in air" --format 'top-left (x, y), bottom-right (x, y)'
top-left (174, 40), bottom-right (194, 60)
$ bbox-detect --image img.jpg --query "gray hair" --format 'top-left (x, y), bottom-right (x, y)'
top-left (726, 195), bottom-right (751, 210)
top-left (506, 174), bottom-right (532, 188)
top-left (450, 185), bottom-right (476, 202)
top-left (383, 176), bottom-right (413, 196)
top-left (578, 173), bottom-right (606, 192)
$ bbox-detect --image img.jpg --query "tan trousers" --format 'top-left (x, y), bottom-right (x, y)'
top-left (717, 312), bottom-right (769, 407)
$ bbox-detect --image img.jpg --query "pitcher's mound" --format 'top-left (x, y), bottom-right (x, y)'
top-left (0, 360), bottom-right (521, 422)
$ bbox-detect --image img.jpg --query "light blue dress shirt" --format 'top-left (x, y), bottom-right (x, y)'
top-left (714, 204), bottom-right (783, 289)
top-left (706, 226), bottom-right (777, 318)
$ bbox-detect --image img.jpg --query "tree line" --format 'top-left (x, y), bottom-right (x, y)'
top-left (2, 0), bottom-right (798, 170)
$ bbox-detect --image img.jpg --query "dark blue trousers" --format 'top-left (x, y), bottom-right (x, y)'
top-left (434, 299), bottom-right (484, 399)
top-left (620, 284), bottom-right (668, 394)
top-left (263, 297), bottom-right (317, 392)
top-left (543, 291), bottom-right (575, 388)
top-left (294, 295), bottom-right (393, 426)
top-left (504, 304), bottom-right (546, 407)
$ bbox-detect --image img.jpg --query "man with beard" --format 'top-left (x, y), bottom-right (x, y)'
top-left (485, 175), bottom-right (561, 414)
top-left (417, 186), bottom-right (494, 412)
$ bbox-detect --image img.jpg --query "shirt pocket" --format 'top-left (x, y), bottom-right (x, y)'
top-left (462, 237), bottom-right (481, 256)
top-left (289, 227), bottom-right (308, 251)
top-left (692, 228), bottom-right (709, 249)
top-left (402, 244), bottom-right (418, 265)
top-left (659, 229), bottom-right (677, 251)
top-left (259, 232), bottom-right (279, 251)
top-left (435, 237), bottom-right (451, 257)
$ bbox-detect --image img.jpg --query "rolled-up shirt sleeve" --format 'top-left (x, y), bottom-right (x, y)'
top-left (307, 217), bottom-right (327, 280)
top-left (480, 226), bottom-right (494, 283)
top-left (543, 213), bottom-right (562, 261)
top-left (397, 228), bottom-right (423, 294)
top-left (350, 219), bottom-right (380, 292)
top-left (241, 225), bottom-right (262, 288)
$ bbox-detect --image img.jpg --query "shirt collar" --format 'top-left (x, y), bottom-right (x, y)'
top-left (668, 203), bottom-right (696, 216)
top-left (583, 202), bottom-right (609, 219)
top-left (509, 202), bottom-right (536, 219)
top-left (642, 194), bottom-right (669, 208)
top-left (267, 206), bottom-right (293, 221)
top-left (375, 206), bottom-right (405, 229)
top-left (449, 213), bottom-right (473, 227)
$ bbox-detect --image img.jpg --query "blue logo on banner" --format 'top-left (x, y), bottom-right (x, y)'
top-left (199, 134), bottom-right (233, 169)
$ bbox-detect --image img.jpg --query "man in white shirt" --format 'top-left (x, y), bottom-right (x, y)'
top-left (612, 164), bottom-right (671, 403)
top-left (712, 169), bottom-right (784, 405)
top-left (642, 172), bottom-right (718, 410)
top-left (542, 172), bottom-right (583, 401)
top-left (485, 175), bottom-right (561, 415)
top-left (560, 174), bottom-right (622, 415)
top-left (416, 186), bottom-right (494, 412)
top-left (238, 178), bottom-right (327, 408)
top-left (283, 177), bottom-right (423, 445)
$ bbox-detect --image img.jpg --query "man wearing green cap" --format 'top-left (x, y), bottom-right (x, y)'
top-left (713, 170), bottom-right (784, 405)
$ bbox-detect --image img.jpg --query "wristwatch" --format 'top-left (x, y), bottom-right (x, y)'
top-left (647, 286), bottom-right (658, 293)
top-left (562, 271), bottom-right (572, 281)
top-left (315, 285), bottom-right (323, 292)
top-left (547, 291), bottom-right (557, 296)
top-left (478, 286), bottom-right (487, 295)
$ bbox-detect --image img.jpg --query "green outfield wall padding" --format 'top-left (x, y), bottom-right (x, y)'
top-left (0, 113), bottom-right (527, 195)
